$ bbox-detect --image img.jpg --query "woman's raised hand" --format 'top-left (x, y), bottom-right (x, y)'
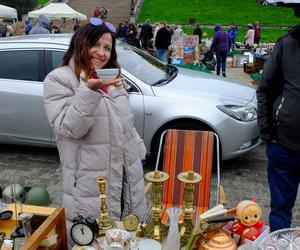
top-left (86, 77), bottom-right (123, 91)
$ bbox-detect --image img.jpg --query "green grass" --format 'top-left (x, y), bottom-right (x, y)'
top-left (37, 0), bottom-right (49, 6)
top-left (138, 0), bottom-right (299, 26)
top-left (138, 0), bottom-right (298, 42)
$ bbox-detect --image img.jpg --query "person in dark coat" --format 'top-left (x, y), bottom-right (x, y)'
top-left (210, 24), bottom-right (231, 77)
top-left (254, 21), bottom-right (261, 44)
top-left (140, 19), bottom-right (153, 50)
top-left (126, 23), bottom-right (140, 48)
top-left (193, 24), bottom-right (203, 44)
top-left (155, 22), bottom-right (171, 63)
top-left (256, 23), bottom-right (300, 232)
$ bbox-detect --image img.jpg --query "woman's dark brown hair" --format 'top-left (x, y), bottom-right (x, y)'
top-left (62, 23), bottom-right (120, 80)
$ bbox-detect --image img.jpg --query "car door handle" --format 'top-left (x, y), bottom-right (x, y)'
top-left (146, 112), bottom-right (152, 116)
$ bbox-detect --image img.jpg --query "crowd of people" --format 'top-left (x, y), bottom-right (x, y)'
top-left (114, 19), bottom-right (262, 77)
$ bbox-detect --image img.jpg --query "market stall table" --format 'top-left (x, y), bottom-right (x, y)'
top-left (72, 221), bottom-right (186, 250)
top-left (0, 204), bottom-right (67, 249)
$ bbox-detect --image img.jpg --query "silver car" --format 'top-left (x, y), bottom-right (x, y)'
top-left (0, 34), bottom-right (260, 160)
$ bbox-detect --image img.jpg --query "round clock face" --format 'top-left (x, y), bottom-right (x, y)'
top-left (123, 214), bottom-right (140, 231)
top-left (70, 223), bottom-right (94, 246)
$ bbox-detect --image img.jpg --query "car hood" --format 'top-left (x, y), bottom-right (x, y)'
top-left (152, 67), bottom-right (256, 106)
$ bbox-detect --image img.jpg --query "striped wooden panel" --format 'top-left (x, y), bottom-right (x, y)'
top-left (160, 129), bottom-right (214, 224)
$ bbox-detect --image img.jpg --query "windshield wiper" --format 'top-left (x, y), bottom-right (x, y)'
top-left (152, 77), bottom-right (169, 86)
top-left (167, 64), bottom-right (178, 79)
top-left (152, 65), bottom-right (178, 86)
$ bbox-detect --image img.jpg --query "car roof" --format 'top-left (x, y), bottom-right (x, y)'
top-left (0, 33), bottom-right (72, 46)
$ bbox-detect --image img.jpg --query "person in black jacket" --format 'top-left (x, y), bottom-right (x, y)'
top-left (155, 22), bottom-right (171, 63)
top-left (140, 19), bottom-right (153, 50)
top-left (256, 23), bottom-right (300, 232)
top-left (193, 24), bottom-right (203, 44)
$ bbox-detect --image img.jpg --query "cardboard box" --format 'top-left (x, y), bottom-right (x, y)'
top-left (170, 57), bottom-right (184, 65)
top-left (224, 221), bottom-right (269, 249)
top-left (183, 46), bottom-right (194, 64)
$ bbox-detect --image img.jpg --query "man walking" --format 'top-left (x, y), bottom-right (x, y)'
top-left (155, 22), bottom-right (171, 63)
top-left (257, 23), bottom-right (300, 232)
top-left (140, 19), bottom-right (153, 50)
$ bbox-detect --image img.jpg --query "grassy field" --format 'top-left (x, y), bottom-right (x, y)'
top-left (37, 0), bottom-right (48, 6)
top-left (138, 0), bottom-right (298, 42)
top-left (138, 0), bottom-right (299, 26)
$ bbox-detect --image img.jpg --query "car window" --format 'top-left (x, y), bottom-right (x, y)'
top-left (0, 50), bottom-right (43, 81)
top-left (45, 50), bottom-right (65, 75)
top-left (51, 51), bottom-right (65, 69)
top-left (117, 43), bottom-right (168, 85)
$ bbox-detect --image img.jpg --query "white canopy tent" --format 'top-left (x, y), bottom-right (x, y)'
top-left (28, 3), bottom-right (87, 20)
top-left (0, 4), bottom-right (17, 19)
top-left (261, 0), bottom-right (300, 5)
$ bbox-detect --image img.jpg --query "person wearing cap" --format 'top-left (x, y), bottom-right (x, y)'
top-left (244, 23), bottom-right (255, 49)
top-left (29, 14), bottom-right (50, 35)
top-left (210, 24), bottom-right (231, 77)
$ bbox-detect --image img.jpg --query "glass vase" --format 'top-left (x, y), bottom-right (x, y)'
top-left (166, 207), bottom-right (181, 250)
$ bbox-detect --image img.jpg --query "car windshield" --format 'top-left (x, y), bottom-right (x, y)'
top-left (117, 42), bottom-right (174, 85)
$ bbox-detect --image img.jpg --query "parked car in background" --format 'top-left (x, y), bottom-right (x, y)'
top-left (0, 34), bottom-right (260, 160)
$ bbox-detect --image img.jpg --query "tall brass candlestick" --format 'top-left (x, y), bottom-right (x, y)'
top-left (140, 170), bottom-right (169, 241)
top-left (177, 171), bottom-right (202, 246)
top-left (96, 176), bottom-right (114, 236)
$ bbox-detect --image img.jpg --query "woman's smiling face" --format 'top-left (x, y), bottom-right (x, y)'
top-left (89, 32), bottom-right (112, 69)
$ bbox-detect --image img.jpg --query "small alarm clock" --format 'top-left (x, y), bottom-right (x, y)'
top-left (123, 214), bottom-right (140, 231)
top-left (70, 215), bottom-right (99, 246)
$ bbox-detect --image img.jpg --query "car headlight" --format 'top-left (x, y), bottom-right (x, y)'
top-left (217, 105), bottom-right (257, 122)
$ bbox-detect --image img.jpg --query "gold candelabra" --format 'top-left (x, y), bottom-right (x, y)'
top-left (140, 170), bottom-right (169, 241)
top-left (96, 176), bottom-right (114, 236)
top-left (178, 170), bottom-right (202, 246)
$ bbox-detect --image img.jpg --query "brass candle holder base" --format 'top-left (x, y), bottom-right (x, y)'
top-left (97, 218), bottom-right (114, 236)
top-left (178, 171), bottom-right (202, 246)
top-left (179, 220), bottom-right (195, 246)
top-left (140, 221), bottom-right (169, 242)
top-left (96, 176), bottom-right (114, 236)
top-left (141, 170), bottom-right (169, 242)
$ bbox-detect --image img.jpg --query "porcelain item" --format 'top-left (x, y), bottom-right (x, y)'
top-left (138, 239), bottom-right (162, 250)
top-left (105, 229), bottom-right (131, 249)
top-left (166, 207), bottom-right (181, 250)
top-left (98, 237), bottom-right (138, 250)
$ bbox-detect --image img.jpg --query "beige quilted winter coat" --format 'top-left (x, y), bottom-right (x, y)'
top-left (43, 59), bottom-right (147, 241)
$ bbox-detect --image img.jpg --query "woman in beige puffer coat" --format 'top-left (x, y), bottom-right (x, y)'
top-left (43, 21), bottom-right (147, 247)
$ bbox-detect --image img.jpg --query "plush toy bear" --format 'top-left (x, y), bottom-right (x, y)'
top-left (231, 199), bottom-right (264, 241)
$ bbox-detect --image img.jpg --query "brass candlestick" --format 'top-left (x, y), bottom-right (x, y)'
top-left (96, 176), bottom-right (114, 236)
top-left (178, 171), bottom-right (202, 246)
top-left (140, 170), bottom-right (169, 241)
